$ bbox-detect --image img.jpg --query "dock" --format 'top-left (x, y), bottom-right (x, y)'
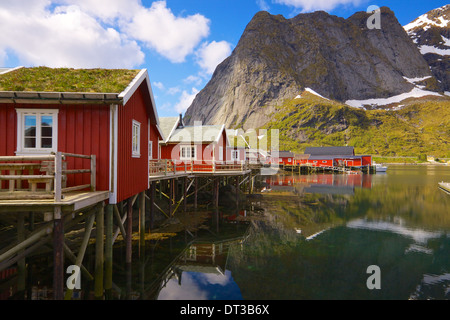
top-left (0, 153), bottom-right (255, 300)
top-left (279, 164), bottom-right (376, 174)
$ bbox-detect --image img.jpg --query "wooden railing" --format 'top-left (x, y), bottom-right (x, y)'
top-left (149, 159), bottom-right (248, 176)
top-left (0, 152), bottom-right (96, 201)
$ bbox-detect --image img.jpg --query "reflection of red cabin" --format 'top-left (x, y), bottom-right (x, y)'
top-left (0, 67), bottom-right (162, 204)
top-left (159, 119), bottom-right (229, 163)
top-left (265, 173), bottom-right (372, 189)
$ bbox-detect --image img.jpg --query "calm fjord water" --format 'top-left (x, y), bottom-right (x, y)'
top-left (5, 165), bottom-right (449, 300)
top-left (156, 165), bottom-right (450, 300)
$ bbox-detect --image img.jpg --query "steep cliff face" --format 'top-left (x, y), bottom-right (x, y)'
top-left (404, 5), bottom-right (450, 92)
top-left (184, 7), bottom-right (436, 130)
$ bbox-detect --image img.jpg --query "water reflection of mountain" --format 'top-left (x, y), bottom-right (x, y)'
top-left (264, 173), bottom-right (373, 195)
top-left (227, 218), bottom-right (450, 300)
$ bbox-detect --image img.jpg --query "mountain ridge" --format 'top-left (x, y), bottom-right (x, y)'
top-left (183, 6), bottom-right (450, 156)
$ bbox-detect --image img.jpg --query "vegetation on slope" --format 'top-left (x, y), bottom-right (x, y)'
top-left (263, 91), bottom-right (450, 158)
top-left (0, 67), bottom-right (140, 93)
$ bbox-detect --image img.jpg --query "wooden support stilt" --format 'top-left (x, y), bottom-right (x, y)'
top-left (105, 204), bottom-right (113, 299)
top-left (169, 179), bottom-right (173, 217)
top-left (213, 178), bottom-right (219, 208)
top-left (17, 213), bottom-right (26, 297)
top-left (126, 199), bottom-right (133, 264)
top-left (53, 206), bottom-right (64, 300)
top-left (236, 176), bottom-right (239, 208)
top-left (139, 191), bottom-right (146, 258)
top-left (64, 211), bottom-right (96, 300)
top-left (113, 204), bottom-right (126, 241)
top-left (194, 177), bottom-right (198, 210)
top-left (150, 182), bottom-right (155, 230)
top-left (95, 203), bottom-right (104, 299)
top-left (183, 177), bottom-right (187, 213)
top-left (63, 243), bottom-right (93, 281)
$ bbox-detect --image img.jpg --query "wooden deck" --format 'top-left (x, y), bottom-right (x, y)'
top-left (149, 159), bottom-right (252, 181)
top-left (0, 191), bottom-right (110, 213)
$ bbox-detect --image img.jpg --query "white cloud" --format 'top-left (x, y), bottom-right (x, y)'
top-left (153, 81), bottom-right (165, 90)
top-left (257, 0), bottom-right (271, 11)
top-left (184, 75), bottom-right (203, 86)
top-left (0, 3), bottom-right (144, 68)
top-left (274, 0), bottom-right (362, 12)
top-left (56, 0), bottom-right (142, 22)
top-left (124, 1), bottom-right (210, 63)
top-left (0, 0), bottom-right (212, 68)
top-left (175, 88), bottom-right (199, 114)
top-left (168, 87), bottom-right (181, 95)
top-left (196, 41), bottom-right (233, 75)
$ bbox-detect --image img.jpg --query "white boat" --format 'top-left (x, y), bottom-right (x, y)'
top-left (439, 182), bottom-right (450, 194)
top-left (374, 162), bottom-right (387, 172)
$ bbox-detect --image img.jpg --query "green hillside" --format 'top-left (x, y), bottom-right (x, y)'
top-left (263, 92), bottom-right (450, 158)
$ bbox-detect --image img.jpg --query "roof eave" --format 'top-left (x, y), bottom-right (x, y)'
top-left (119, 68), bottom-right (160, 127)
top-left (0, 91), bottom-right (122, 104)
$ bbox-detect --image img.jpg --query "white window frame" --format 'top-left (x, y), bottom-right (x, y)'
top-left (232, 150), bottom-right (240, 161)
top-left (148, 141), bottom-right (153, 160)
top-left (16, 108), bottom-right (59, 155)
top-left (180, 145), bottom-right (196, 161)
top-left (132, 120), bottom-right (141, 158)
top-left (288, 158), bottom-right (292, 162)
top-left (219, 146), bottom-right (223, 161)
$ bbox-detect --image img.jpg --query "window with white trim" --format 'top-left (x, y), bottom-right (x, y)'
top-left (16, 109), bottom-right (58, 155)
top-left (180, 146), bottom-right (196, 160)
top-left (148, 141), bottom-right (153, 160)
top-left (219, 146), bottom-right (223, 161)
top-left (232, 150), bottom-right (240, 161)
top-left (132, 120), bottom-right (141, 158)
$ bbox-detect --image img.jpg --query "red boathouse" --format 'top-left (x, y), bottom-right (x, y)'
top-left (0, 67), bottom-right (163, 204)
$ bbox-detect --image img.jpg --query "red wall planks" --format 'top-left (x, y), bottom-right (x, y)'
top-left (116, 83), bottom-right (152, 203)
top-left (0, 103), bottom-right (110, 191)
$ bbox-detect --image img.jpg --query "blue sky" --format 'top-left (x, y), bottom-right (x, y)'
top-left (0, 0), bottom-right (447, 118)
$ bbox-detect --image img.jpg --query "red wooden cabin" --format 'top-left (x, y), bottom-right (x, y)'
top-left (300, 147), bottom-right (372, 168)
top-left (159, 119), bottom-right (229, 166)
top-left (275, 151), bottom-right (295, 165)
top-left (0, 67), bottom-right (162, 204)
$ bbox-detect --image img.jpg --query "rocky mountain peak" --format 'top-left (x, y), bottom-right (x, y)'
top-left (184, 7), bottom-right (440, 130)
top-left (404, 5), bottom-right (450, 92)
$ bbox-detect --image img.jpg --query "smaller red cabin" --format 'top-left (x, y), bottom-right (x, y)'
top-left (159, 118), bottom-right (229, 165)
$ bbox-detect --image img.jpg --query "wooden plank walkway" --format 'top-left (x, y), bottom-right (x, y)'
top-left (0, 191), bottom-right (110, 213)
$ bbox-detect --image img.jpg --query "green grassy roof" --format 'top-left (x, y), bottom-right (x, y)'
top-left (0, 67), bottom-right (140, 93)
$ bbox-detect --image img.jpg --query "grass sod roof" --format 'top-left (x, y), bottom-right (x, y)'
top-left (0, 67), bottom-right (141, 93)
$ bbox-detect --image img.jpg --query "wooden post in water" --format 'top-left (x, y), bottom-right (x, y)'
top-left (169, 179), bottom-right (173, 217)
top-left (236, 176), bottom-right (239, 209)
top-left (139, 191), bottom-right (146, 258)
top-left (105, 204), bottom-right (113, 299)
top-left (183, 177), bottom-right (187, 213)
top-left (17, 212), bottom-right (26, 297)
top-left (194, 177), bottom-right (198, 210)
top-left (150, 182), bottom-right (156, 230)
top-left (53, 206), bottom-right (64, 300)
top-left (95, 203), bottom-right (104, 299)
top-left (213, 178), bottom-right (219, 208)
top-left (126, 198), bottom-right (133, 264)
